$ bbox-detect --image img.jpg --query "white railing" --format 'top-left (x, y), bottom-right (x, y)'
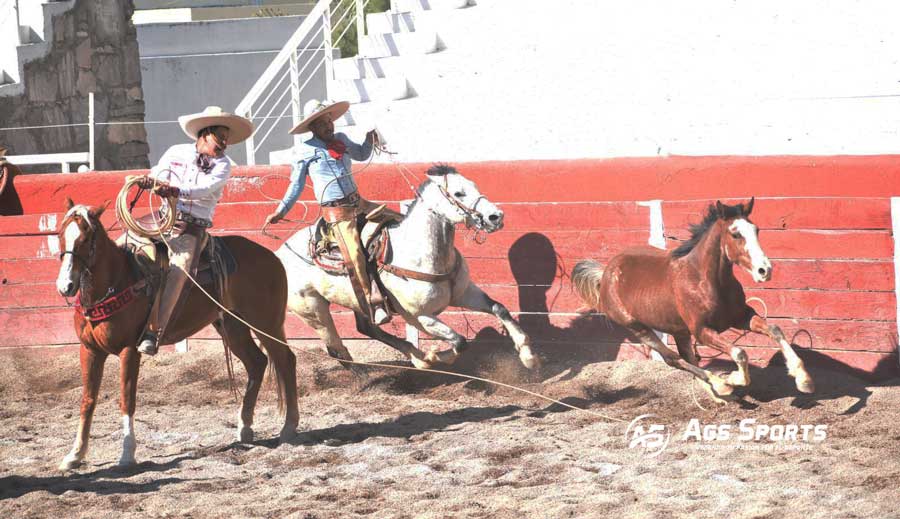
top-left (235, 0), bottom-right (368, 165)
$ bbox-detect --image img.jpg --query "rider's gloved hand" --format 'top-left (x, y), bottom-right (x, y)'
top-left (153, 184), bottom-right (180, 198)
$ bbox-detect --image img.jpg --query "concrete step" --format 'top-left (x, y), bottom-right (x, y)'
top-left (359, 31), bottom-right (440, 58)
top-left (329, 76), bottom-right (411, 104)
top-left (366, 10), bottom-right (436, 34)
top-left (333, 55), bottom-right (425, 80)
top-left (390, 0), bottom-right (471, 12)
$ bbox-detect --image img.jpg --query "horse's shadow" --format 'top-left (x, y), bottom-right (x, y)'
top-left (0, 455), bottom-right (197, 501)
top-left (709, 348), bottom-right (899, 413)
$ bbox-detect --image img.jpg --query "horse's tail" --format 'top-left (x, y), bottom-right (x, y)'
top-left (572, 260), bottom-right (605, 310)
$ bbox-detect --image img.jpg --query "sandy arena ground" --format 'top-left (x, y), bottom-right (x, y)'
top-left (1, 340), bottom-right (899, 519)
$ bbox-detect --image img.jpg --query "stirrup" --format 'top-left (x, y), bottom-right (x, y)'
top-left (137, 332), bottom-right (158, 356)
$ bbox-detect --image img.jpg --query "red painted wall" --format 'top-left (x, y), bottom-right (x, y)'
top-left (1, 156), bottom-right (898, 379)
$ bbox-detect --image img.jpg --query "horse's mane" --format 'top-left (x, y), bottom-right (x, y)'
top-left (415, 163), bottom-right (459, 196)
top-left (670, 201), bottom-right (747, 258)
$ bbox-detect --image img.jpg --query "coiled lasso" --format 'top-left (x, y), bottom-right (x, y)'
top-left (116, 175), bottom-right (178, 238)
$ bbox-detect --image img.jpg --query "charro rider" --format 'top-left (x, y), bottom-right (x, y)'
top-left (134, 106), bottom-right (253, 355)
top-left (264, 99), bottom-right (398, 325)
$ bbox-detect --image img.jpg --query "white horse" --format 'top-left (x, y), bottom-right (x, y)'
top-left (275, 164), bottom-right (539, 371)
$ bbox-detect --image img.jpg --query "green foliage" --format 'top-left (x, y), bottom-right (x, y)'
top-left (331, 0), bottom-right (392, 58)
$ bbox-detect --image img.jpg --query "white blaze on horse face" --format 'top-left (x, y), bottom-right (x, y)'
top-left (731, 219), bottom-right (771, 282)
top-left (56, 219), bottom-right (82, 295)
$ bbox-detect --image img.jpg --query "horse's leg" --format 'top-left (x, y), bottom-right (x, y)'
top-left (117, 346), bottom-right (140, 466)
top-left (630, 326), bottom-right (734, 403)
top-left (212, 317), bottom-right (268, 443)
top-left (748, 314), bottom-right (814, 393)
top-left (292, 293), bottom-right (364, 376)
top-left (674, 333), bottom-right (697, 365)
top-left (354, 313), bottom-right (434, 369)
top-left (696, 327), bottom-right (751, 388)
top-left (410, 314), bottom-right (465, 366)
top-left (254, 331), bottom-right (299, 442)
top-left (60, 345), bottom-right (107, 471)
top-left (451, 282), bottom-right (539, 370)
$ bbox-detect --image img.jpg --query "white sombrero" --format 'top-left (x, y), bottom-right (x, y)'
top-left (289, 99), bottom-right (350, 135)
top-left (178, 106), bottom-right (254, 144)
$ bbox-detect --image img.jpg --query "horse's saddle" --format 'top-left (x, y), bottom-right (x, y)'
top-left (308, 212), bottom-right (392, 276)
top-left (120, 219), bottom-right (237, 298)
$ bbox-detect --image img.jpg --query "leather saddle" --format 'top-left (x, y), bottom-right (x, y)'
top-left (308, 213), bottom-right (392, 276)
top-left (119, 215), bottom-right (237, 298)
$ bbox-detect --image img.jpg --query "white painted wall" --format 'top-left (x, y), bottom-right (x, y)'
top-left (138, 14), bottom-right (327, 164)
top-left (0, 0), bottom-right (21, 82)
top-left (352, 0), bottom-right (900, 163)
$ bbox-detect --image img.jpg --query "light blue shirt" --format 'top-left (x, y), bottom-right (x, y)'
top-left (276, 133), bottom-right (373, 215)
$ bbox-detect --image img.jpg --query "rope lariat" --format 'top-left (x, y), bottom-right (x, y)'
top-left (116, 175), bottom-right (177, 239)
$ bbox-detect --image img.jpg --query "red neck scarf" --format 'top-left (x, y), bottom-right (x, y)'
top-left (326, 139), bottom-right (347, 160)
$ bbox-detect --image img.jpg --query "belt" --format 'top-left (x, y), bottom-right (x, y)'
top-left (175, 211), bottom-right (212, 228)
top-left (321, 192), bottom-right (360, 208)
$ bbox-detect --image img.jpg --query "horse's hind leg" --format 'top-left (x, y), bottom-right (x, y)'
top-left (117, 346), bottom-right (140, 466)
top-left (291, 293), bottom-right (364, 377)
top-left (60, 345), bottom-right (107, 471)
top-left (696, 327), bottom-right (751, 388)
top-left (631, 326), bottom-right (735, 403)
top-left (212, 317), bottom-right (268, 443)
top-left (254, 330), bottom-right (300, 442)
top-left (748, 314), bottom-right (814, 393)
top-left (452, 282), bottom-right (539, 370)
top-left (674, 333), bottom-right (697, 365)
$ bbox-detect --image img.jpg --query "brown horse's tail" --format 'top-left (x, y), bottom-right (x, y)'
top-left (572, 260), bottom-right (605, 310)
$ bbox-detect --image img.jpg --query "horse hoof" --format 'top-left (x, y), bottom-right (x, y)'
top-left (59, 456), bottom-right (82, 472)
top-left (117, 457), bottom-right (136, 468)
top-left (726, 370), bottom-right (750, 387)
top-left (410, 355), bottom-right (434, 370)
top-left (435, 349), bottom-right (459, 365)
top-left (519, 347), bottom-right (541, 370)
top-left (238, 426), bottom-right (254, 443)
top-left (707, 376), bottom-right (735, 401)
top-left (278, 427), bottom-right (296, 443)
top-left (795, 374), bottom-right (815, 394)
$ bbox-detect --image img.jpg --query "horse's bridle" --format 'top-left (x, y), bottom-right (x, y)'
top-left (434, 176), bottom-right (489, 230)
top-left (59, 218), bottom-right (97, 276)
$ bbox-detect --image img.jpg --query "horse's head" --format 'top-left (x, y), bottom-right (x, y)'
top-left (419, 164), bottom-right (504, 232)
top-left (716, 197), bottom-right (772, 282)
top-left (56, 197), bottom-right (106, 297)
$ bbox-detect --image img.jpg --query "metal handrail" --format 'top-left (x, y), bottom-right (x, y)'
top-left (235, 0), bottom-right (369, 165)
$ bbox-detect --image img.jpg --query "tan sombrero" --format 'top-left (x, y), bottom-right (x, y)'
top-left (178, 106), bottom-right (254, 145)
top-left (289, 100), bottom-right (349, 135)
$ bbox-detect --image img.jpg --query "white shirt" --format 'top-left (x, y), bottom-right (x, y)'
top-left (148, 143), bottom-right (232, 222)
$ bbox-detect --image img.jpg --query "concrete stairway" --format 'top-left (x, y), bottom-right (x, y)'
top-left (0, 1), bottom-right (77, 97)
top-left (269, 0), bottom-right (474, 163)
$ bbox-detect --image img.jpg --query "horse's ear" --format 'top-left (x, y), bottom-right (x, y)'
top-left (88, 203), bottom-right (106, 220)
top-left (715, 200), bottom-right (726, 218)
top-left (64, 196), bottom-right (74, 211)
top-left (745, 196), bottom-right (755, 216)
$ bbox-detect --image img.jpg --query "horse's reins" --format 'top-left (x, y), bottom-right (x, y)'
top-left (132, 181), bottom-right (626, 424)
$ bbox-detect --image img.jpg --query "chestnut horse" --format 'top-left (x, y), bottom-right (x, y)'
top-left (572, 199), bottom-right (814, 402)
top-left (55, 198), bottom-right (299, 471)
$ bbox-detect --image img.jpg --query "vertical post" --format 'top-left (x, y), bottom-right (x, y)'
top-left (639, 199), bottom-right (667, 361)
top-left (289, 50), bottom-right (301, 147)
top-left (892, 197), bottom-right (900, 368)
top-left (244, 108), bottom-right (256, 166)
top-left (88, 91), bottom-right (94, 171)
top-left (355, 0), bottom-right (365, 42)
top-left (14, 0), bottom-right (22, 45)
top-left (322, 3), bottom-right (335, 99)
top-left (176, 339), bottom-right (188, 353)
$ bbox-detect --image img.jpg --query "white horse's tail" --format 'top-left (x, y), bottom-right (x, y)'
top-left (572, 260), bottom-right (605, 310)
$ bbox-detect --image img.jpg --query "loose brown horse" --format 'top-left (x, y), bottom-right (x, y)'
top-left (573, 199), bottom-right (814, 402)
top-left (55, 198), bottom-right (299, 471)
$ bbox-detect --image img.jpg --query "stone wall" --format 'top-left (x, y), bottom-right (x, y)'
top-left (0, 0), bottom-right (149, 172)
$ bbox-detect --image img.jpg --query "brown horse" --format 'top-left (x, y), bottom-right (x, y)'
top-left (572, 198), bottom-right (814, 402)
top-left (55, 198), bottom-right (299, 471)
